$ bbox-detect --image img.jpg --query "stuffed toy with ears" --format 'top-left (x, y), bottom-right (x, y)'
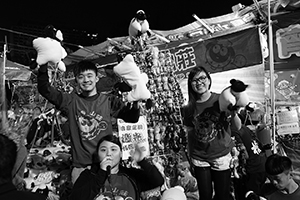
top-left (128, 10), bottom-right (151, 41)
top-left (219, 79), bottom-right (250, 115)
top-left (161, 186), bottom-right (187, 200)
top-left (32, 25), bottom-right (67, 72)
top-left (128, 10), bottom-right (169, 49)
top-left (113, 54), bottom-right (151, 102)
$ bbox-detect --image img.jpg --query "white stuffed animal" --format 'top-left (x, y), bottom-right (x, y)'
top-left (219, 79), bottom-right (250, 115)
top-left (113, 54), bottom-right (151, 102)
top-left (32, 28), bottom-right (67, 72)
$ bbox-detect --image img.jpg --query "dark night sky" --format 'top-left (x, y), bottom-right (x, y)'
top-left (1, 1), bottom-right (255, 42)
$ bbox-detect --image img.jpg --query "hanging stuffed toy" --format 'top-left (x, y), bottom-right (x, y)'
top-left (128, 10), bottom-right (151, 42)
top-left (128, 10), bottom-right (169, 49)
top-left (113, 54), bottom-right (151, 102)
top-left (32, 25), bottom-right (67, 72)
top-left (219, 79), bottom-right (250, 115)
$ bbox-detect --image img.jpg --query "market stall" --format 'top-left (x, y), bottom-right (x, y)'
top-left (3, 0), bottom-right (300, 199)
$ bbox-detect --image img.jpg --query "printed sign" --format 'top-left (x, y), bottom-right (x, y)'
top-left (117, 116), bottom-right (149, 160)
top-left (276, 24), bottom-right (300, 59)
top-left (277, 122), bottom-right (300, 135)
top-left (276, 110), bottom-right (299, 125)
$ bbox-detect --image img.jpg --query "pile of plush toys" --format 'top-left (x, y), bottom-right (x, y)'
top-left (24, 140), bottom-right (72, 198)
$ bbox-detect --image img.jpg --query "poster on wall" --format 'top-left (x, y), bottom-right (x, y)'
top-left (265, 69), bottom-right (300, 102)
top-left (117, 116), bottom-right (149, 160)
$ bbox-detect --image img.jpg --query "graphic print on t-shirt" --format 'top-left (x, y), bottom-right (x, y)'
top-left (94, 174), bottom-right (136, 200)
top-left (193, 105), bottom-right (224, 143)
top-left (251, 140), bottom-right (261, 155)
top-left (77, 110), bottom-right (108, 140)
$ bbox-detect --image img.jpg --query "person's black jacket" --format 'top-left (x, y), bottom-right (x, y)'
top-left (69, 158), bottom-right (164, 200)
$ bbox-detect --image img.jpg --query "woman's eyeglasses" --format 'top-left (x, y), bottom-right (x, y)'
top-left (191, 76), bottom-right (207, 84)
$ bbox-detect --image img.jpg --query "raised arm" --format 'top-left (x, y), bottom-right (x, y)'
top-left (37, 64), bottom-right (71, 109)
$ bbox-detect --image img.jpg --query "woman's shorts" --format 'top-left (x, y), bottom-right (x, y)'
top-left (191, 153), bottom-right (232, 171)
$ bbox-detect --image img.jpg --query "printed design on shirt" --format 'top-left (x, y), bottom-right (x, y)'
top-left (251, 140), bottom-right (261, 155)
top-left (94, 188), bottom-right (134, 200)
top-left (193, 107), bottom-right (224, 143)
top-left (77, 110), bottom-right (108, 140)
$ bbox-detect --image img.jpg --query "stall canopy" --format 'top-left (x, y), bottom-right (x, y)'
top-left (1, 58), bottom-right (31, 81)
top-left (63, 2), bottom-right (266, 103)
top-left (64, 2), bottom-right (263, 67)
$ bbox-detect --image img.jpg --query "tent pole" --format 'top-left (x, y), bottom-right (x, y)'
top-left (1, 37), bottom-right (7, 130)
top-left (268, 0), bottom-right (276, 153)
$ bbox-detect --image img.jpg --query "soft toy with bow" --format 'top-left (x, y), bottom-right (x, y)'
top-left (219, 79), bottom-right (250, 116)
top-left (32, 25), bottom-right (67, 72)
top-left (113, 54), bottom-right (151, 102)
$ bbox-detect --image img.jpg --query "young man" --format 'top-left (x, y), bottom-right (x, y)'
top-left (69, 134), bottom-right (164, 200)
top-left (231, 108), bottom-right (268, 199)
top-left (261, 154), bottom-right (300, 200)
top-left (0, 133), bottom-right (46, 200)
top-left (37, 60), bottom-right (140, 183)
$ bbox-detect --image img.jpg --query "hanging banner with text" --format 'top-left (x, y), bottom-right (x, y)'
top-left (159, 27), bottom-right (263, 81)
top-left (88, 27), bottom-right (262, 80)
top-left (117, 116), bottom-right (149, 160)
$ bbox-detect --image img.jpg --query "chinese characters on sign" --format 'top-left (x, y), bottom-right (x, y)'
top-left (117, 116), bottom-right (149, 160)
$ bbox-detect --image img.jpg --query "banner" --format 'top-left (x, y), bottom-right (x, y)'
top-left (84, 27), bottom-right (263, 80)
top-left (117, 116), bottom-right (149, 160)
top-left (160, 27), bottom-right (263, 81)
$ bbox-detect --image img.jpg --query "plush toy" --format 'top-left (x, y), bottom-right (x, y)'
top-left (161, 186), bottom-right (187, 200)
top-left (32, 25), bottom-right (67, 72)
top-left (128, 10), bottom-right (151, 42)
top-left (128, 10), bottom-right (169, 49)
top-left (113, 54), bottom-right (151, 102)
top-left (24, 170), bottom-right (59, 196)
top-left (219, 79), bottom-right (250, 115)
top-left (176, 162), bottom-right (198, 193)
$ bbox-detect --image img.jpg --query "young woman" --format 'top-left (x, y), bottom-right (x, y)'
top-left (69, 134), bottom-right (164, 200)
top-left (181, 65), bottom-right (241, 200)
